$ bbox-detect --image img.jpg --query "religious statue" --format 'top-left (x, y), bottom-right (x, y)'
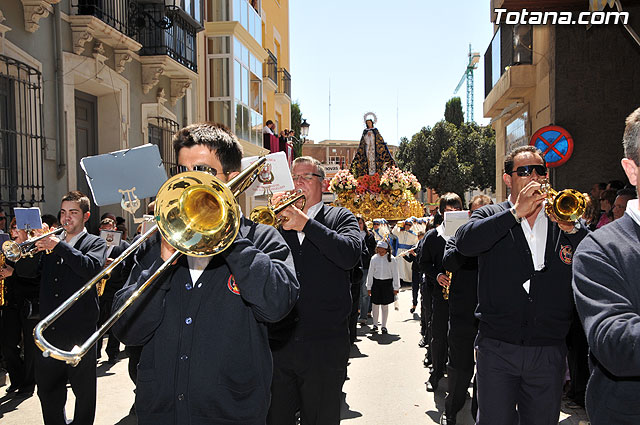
top-left (349, 112), bottom-right (395, 178)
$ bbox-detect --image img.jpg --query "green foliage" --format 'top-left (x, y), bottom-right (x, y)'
top-left (401, 119), bottom-right (496, 200)
top-left (291, 101), bottom-right (303, 158)
top-left (444, 97), bottom-right (464, 128)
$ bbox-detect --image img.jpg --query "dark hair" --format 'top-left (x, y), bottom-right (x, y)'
top-left (41, 214), bottom-right (59, 228)
top-left (617, 187), bottom-right (638, 199)
top-left (100, 212), bottom-right (116, 221)
top-left (172, 123), bottom-right (242, 173)
top-left (504, 145), bottom-right (545, 175)
top-left (582, 193), bottom-right (600, 227)
top-left (265, 120), bottom-right (274, 126)
top-left (438, 192), bottom-right (463, 215)
top-left (623, 107), bottom-right (640, 165)
top-left (61, 190), bottom-right (90, 213)
top-left (597, 182), bottom-right (607, 190)
top-left (607, 179), bottom-right (625, 191)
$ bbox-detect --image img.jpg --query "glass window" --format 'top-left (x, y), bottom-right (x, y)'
top-left (241, 66), bottom-right (249, 105)
top-left (194, 0), bottom-right (201, 22)
top-left (254, 13), bottom-right (261, 45)
top-left (209, 58), bottom-right (229, 98)
top-left (209, 101), bottom-right (231, 127)
top-left (240, 0), bottom-right (247, 30)
top-left (234, 60), bottom-right (242, 101)
top-left (233, 0), bottom-right (240, 21)
top-left (491, 27), bottom-right (501, 88)
top-left (251, 110), bottom-right (262, 145)
top-left (207, 36), bottom-right (230, 55)
top-left (249, 73), bottom-right (261, 112)
top-left (208, 0), bottom-right (229, 21)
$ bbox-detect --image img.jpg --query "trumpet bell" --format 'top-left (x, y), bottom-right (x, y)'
top-left (155, 171), bottom-right (240, 257)
top-left (2, 240), bottom-right (22, 262)
top-left (249, 206), bottom-right (276, 226)
top-left (551, 189), bottom-right (587, 223)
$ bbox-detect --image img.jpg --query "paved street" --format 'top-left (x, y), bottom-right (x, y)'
top-left (0, 288), bottom-right (589, 424)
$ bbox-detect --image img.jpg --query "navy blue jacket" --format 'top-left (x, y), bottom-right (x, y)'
top-left (573, 213), bottom-right (640, 424)
top-left (456, 201), bottom-right (588, 346)
top-left (270, 204), bottom-right (361, 342)
top-left (112, 218), bottom-right (299, 425)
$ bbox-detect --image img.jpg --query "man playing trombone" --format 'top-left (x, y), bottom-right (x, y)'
top-left (7, 190), bottom-right (107, 425)
top-left (112, 123), bottom-right (299, 425)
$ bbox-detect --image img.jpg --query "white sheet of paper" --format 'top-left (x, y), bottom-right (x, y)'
top-left (100, 230), bottom-right (122, 247)
top-left (241, 152), bottom-right (294, 197)
top-left (443, 210), bottom-right (470, 237)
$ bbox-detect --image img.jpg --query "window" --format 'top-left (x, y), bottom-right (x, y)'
top-left (505, 109), bottom-right (529, 154)
top-left (0, 55), bottom-right (45, 210)
top-left (148, 116), bottom-right (179, 176)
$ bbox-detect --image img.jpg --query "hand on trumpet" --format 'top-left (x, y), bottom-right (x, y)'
top-left (271, 192), bottom-right (308, 232)
top-left (513, 180), bottom-right (546, 220)
top-left (436, 272), bottom-right (451, 289)
top-left (547, 213), bottom-right (576, 233)
top-left (33, 223), bottom-right (59, 253)
top-left (160, 238), bottom-right (179, 265)
top-left (0, 263), bottom-right (13, 279)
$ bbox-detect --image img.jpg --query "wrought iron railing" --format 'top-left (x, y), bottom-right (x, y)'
top-left (138, 5), bottom-right (199, 72)
top-left (0, 55), bottom-right (45, 210)
top-left (74, 0), bottom-right (132, 36)
top-left (148, 116), bottom-right (179, 176)
top-left (264, 49), bottom-right (277, 84)
top-left (278, 68), bottom-right (291, 98)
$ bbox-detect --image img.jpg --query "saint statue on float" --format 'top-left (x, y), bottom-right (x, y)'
top-left (350, 112), bottom-right (396, 178)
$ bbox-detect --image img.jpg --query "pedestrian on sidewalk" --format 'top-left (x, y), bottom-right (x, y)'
top-left (366, 240), bottom-right (399, 334)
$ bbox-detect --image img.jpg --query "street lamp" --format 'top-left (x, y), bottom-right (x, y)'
top-left (300, 118), bottom-right (310, 140)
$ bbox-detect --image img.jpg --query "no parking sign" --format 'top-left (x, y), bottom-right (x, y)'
top-left (529, 125), bottom-right (574, 167)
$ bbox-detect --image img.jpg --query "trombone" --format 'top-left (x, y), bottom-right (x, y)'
top-left (249, 189), bottom-right (306, 227)
top-left (2, 227), bottom-right (66, 262)
top-left (33, 157), bottom-right (267, 366)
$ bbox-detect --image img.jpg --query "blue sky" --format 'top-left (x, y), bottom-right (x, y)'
top-left (289, 0), bottom-right (495, 145)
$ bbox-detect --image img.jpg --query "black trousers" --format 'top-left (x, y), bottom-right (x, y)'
top-left (35, 344), bottom-right (97, 425)
top-left (0, 303), bottom-right (38, 390)
top-left (445, 315), bottom-right (477, 417)
top-left (421, 281), bottom-right (433, 338)
top-left (411, 270), bottom-right (421, 307)
top-left (268, 335), bottom-right (350, 425)
top-left (96, 296), bottom-right (120, 359)
top-left (430, 288), bottom-right (449, 383)
top-left (475, 334), bottom-right (566, 425)
top-left (348, 283), bottom-right (360, 344)
top-left (566, 314), bottom-right (589, 406)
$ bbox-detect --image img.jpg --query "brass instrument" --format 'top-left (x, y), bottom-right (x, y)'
top-left (540, 179), bottom-right (587, 224)
top-left (443, 271), bottom-right (452, 300)
top-left (33, 157), bottom-right (267, 366)
top-left (96, 275), bottom-right (109, 297)
top-left (2, 227), bottom-right (66, 262)
top-left (249, 189), bottom-right (306, 227)
top-left (0, 252), bottom-right (6, 307)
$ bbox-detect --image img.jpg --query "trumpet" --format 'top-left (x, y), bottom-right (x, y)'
top-left (2, 227), bottom-right (66, 262)
top-left (540, 179), bottom-right (587, 224)
top-left (0, 253), bottom-right (6, 307)
top-left (249, 189), bottom-right (306, 227)
top-left (443, 271), bottom-right (452, 300)
top-left (33, 157), bottom-right (267, 366)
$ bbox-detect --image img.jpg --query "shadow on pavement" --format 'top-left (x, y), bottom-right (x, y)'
top-left (340, 391), bottom-right (362, 420)
top-left (0, 392), bottom-right (35, 418)
top-left (367, 333), bottom-right (401, 345)
top-left (349, 344), bottom-right (368, 359)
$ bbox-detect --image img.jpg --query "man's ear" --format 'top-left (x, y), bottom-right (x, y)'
top-left (621, 158), bottom-right (638, 187)
top-left (502, 173), bottom-right (512, 190)
top-left (83, 211), bottom-right (91, 224)
top-left (226, 171), bottom-right (240, 182)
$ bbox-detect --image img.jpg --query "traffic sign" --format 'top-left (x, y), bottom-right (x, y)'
top-left (529, 125), bottom-right (574, 167)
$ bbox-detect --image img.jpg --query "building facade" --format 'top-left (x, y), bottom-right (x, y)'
top-left (484, 0), bottom-right (640, 200)
top-left (0, 0), bottom-right (202, 231)
top-left (202, 0), bottom-right (291, 158)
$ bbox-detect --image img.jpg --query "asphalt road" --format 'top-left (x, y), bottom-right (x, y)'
top-left (0, 288), bottom-right (589, 424)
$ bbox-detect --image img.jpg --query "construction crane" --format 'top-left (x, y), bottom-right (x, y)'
top-left (453, 44), bottom-right (481, 123)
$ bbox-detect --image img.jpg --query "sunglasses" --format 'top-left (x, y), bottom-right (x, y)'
top-left (511, 164), bottom-right (547, 177)
top-left (169, 165), bottom-right (220, 177)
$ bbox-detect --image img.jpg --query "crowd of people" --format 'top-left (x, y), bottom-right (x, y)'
top-left (0, 107), bottom-right (639, 425)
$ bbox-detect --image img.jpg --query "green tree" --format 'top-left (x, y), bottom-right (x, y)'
top-left (444, 97), bottom-right (464, 128)
top-left (290, 101), bottom-right (303, 158)
top-left (429, 146), bottom-right (473, 198)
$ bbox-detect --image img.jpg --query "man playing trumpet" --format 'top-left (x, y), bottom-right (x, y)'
top-left (455, 146), bottom-right (588, 425)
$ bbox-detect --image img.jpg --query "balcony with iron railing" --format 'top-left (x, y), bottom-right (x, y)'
top-left (137, 4), bottom-right (200, 72)
top-left (483, 23), bottom-right (535, 118)
top-left (277, 68), bottom-right (291, 99)
top-left (264, 49), bottom-right (278, 86)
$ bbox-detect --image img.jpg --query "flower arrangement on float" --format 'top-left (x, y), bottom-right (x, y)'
top-left (329, 167), bottom-right (424, 221)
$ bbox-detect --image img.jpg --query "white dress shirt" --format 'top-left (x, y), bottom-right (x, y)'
top-left (509, 198), bottom-right (548, 293)
top-left (297, 201), bottom-right (323, 245)
top-left (366, 254), bottom-right (400, 291)
top-left (625, 198), bottom-right (640, 227)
